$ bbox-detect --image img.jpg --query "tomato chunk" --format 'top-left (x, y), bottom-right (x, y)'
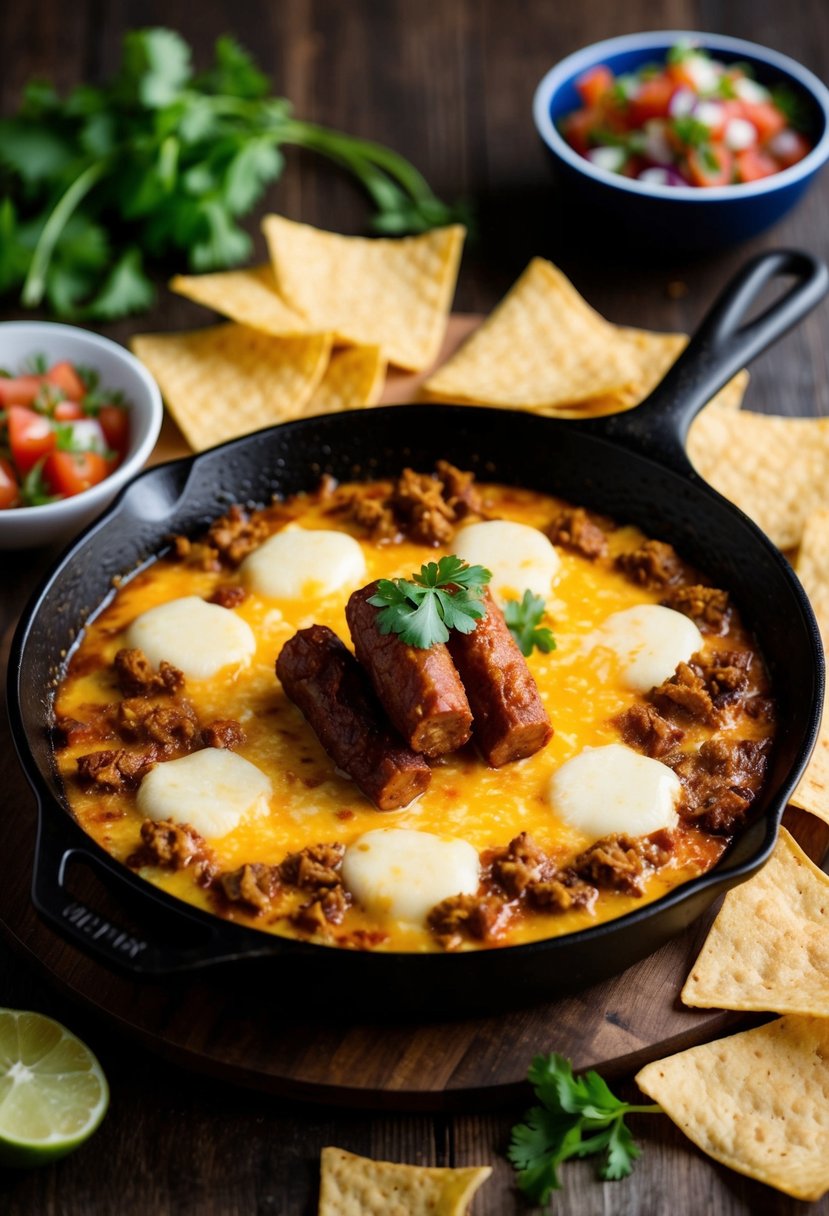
top-left (576, 65), bottom-right (615, 109)
top-left (735, 147), bottom-right (780, 182)
top-left (43, 451), bottom-right (109, 498)
top-left (686, 143), bottom-right (734, 187)
top-left (46, 361), bottom-right (86, 401)
top-left (0, 376), bottom-right (44, 408)
top-left (98, 404), bottom-right (130, 455)
top-left (53, 400), bottom-right (86, 422)
top-left (0, 458), bottom-right (19, 509)
top-left (741, 101), bottom-right (787, 143)
top-left (7, 406), bottom-right (56, 475)
top-left (629, 75), bottom-right (676, 124)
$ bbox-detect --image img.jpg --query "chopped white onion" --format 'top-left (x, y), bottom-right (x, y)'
top-left (694, 100), bottom-right (725, 130)
top-left (724, 117), bottom-right (758, 151)
top-left (669, 88), bottom-right (696, 118)
top-left (642, 119), bottom-right (673, 164)
top-left (638, 167), bottom-right (671, 186)
top-left (733, 77), bottom-right (771, 104)
top-left (683, 54), bottom-right (722, 95)
top-left (769, 129), bottom-right (802, 159)
top-left (586, 145), bottom-right (627, 174)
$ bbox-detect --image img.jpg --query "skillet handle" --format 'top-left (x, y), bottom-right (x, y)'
top-left (31, 805), bottom-right (282, 976)
top-left (592, 249), bottom-right (829, 474)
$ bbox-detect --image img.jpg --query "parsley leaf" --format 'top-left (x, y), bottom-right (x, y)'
top-left (84, 248), bottom-right (155, 320)
top-left (367, 555), bottom-right (491, 649)
top-left (508, 1054), bottom-right (660, 1204)
top-left (503, 591), bottom-right (556, 657)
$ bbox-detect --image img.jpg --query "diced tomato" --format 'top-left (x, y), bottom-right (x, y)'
top-left (629, 75), bottom-right (677, 124)
top-left (560, 107), bottom-right (603, 155)
top-left (735, 147), bottom-right (780, 182)
top-left (53, 400), bottom-right (86, 422)
top-left (97, 404), bottom-right (130, 455)
top-left (46, 361), bottom-right (86, 401)
top-left (575, 65), bottom-right (615, 109)
top-left (741, 101), bottom-right (787, 143)
top-left (771, 130), bottom-right (811, 168)
top-left (43, 451), bottom-right (109, 498)
top-left (0, 376), bottom-right (44, 408)
top-left (0, 458), bottom-right (19, 509)
top-left (686, 143), bottom-right (734, 186)
top-left (667, 60), bottom-right (701, 91)
top-left (7, 406), bottom-right (56, 475)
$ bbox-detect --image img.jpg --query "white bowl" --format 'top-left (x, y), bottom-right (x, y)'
top-left (0, 322), bottom-right (162, 550)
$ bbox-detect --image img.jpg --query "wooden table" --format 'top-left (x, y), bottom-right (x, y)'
top-left (2, 1), bottom-right (829, 1212)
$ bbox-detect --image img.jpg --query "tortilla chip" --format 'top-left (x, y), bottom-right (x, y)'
top-left (686, 409), bottom-right (829, 549)
top-left (302, 346), bottom-right (386, 417)
top-left (170, 265), bottom-right (310, 336)
top-left (586, 328), bottom-right (749, 414)
top-left (318, 1147), bottom-right (491, 1216)
top-left (788, 508), bottom-right (829, 824)
top-left (635, 1015), bottom-right (829, 1201)
top-left (681, 828), bottom-right (829, 1014)
top-left (131, 324), bottom-right (331, 451)
top-left (262, 215), bottom-right (464, 371)
top-left (422, 258), bottom-right (639, 408)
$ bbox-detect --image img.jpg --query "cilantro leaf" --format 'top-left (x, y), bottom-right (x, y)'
top-left (119, 28), bottom-right (193, 108)
top-left (503, 591), bottom-right (556, 657)
top-left (83, 248), bottom-right (155, 320)
top-left (368, 555), bottom-right (491, 649)
top-left (508, 1052), bottom-right (660, 1200)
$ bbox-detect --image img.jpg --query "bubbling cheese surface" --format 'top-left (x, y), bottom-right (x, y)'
top-left (592, 605), bottom-right (703, 693)
top-left (547, 744), bottom-right (681, 840)
top-left (137, 749), bottom-right (272, 839)
top-left (453, 520), bottom-right (560, 602)
top-left (342, 829), bottom-right (480, 925)
top-left (126, 596), bottom-right (256, 679)
top-left (241, 527), bottom-right (366, 599)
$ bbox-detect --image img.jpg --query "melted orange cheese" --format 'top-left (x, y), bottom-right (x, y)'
top-left (54, 482), bottom-right (770, 951)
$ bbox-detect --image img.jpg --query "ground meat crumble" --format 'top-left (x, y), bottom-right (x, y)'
top-left (661, 584), bottom-right (731, 634)
top-left (328, 460), bottom-right (485, 546)
top-left (114, 648), bottom-right (184, 697)
top-left (126, 818), bottom-right (214, 884)
top-left (76, 747), bottom-right (157, 792)
top-left (615, 539), bottom-right (687, 587)
top-left (547, 507), bottom-right (608, 559)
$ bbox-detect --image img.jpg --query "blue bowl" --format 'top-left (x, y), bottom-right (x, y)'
top-left (533, 30), bottom-right (829, 251)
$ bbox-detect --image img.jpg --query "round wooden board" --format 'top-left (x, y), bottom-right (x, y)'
top-left (3, 317), bottom-right (828, 1110)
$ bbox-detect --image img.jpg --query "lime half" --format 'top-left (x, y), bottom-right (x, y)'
top-left (0, 1009), bottom-right (109, 1167)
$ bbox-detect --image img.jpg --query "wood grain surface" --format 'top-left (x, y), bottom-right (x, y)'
top-left (3, 1), bottom-right (829, 1213)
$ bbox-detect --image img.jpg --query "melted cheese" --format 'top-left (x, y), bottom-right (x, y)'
top-left (241, 526), bottom-right (366, 599)
top-left (126, 596), bottom-right (255, 679)
top-left (453, 520), bottom-right (560, 601)
top-left (592, 604), bottom-right (703, 693)
top-left (341, 829), bottom-right (480, 925)
top-left (548, 743), bottom-right (681, 839)
top-left (137, 749), bottom-right (272, 839)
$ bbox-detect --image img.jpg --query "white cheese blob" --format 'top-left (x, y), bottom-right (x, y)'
top-left (593, 604), bottom-right (702, 693)
top-left (547, 744), bottom-right (681, 839)
top-left (137, 749), bottom-right (272, 840)
top-left (126, 596), bottom-right (256, 680)
top-left (341, 829), bottom-right (480, 926)
top-left (240, 527), bottom-right (366, 600)
top-left (453, 520), bottom-right (560, 603)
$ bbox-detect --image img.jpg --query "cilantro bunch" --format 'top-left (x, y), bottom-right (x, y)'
top-left (0, 28), bottom-right (468, 322)
top-left (368, 555), bottom-right (491, 649)
top-left (508, 1053), bottom-right (660, 1205)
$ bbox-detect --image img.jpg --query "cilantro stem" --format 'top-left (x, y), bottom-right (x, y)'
top-left (21, 159), bottom-right (108, 308)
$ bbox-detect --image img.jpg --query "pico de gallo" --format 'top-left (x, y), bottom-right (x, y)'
top-left (0, 355), bottom-right (131, 508)
top-left (560, 43), bottom-right (813, 187)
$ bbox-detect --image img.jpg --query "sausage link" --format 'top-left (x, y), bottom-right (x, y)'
top-left (448, 588), bottom-right (553, 766)
top-left (276, 625), bottom-right (431, 810)
top-left (346, 583), bottom-right (473, 757)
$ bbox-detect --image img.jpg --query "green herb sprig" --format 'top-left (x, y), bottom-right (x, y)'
top-left (0, 28), bottom-right (469, 322)
top-left (508, 1053), bottom-right (661, 1205)
top-left (503, 591), bottom-right (556, 657)
top-left (367, 555), bottom-right (491, 649)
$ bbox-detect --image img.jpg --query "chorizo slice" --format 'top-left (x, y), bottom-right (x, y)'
top-left (345, 583), bottom-right (473, 757)
top-left (448, 588), bottom-right (553, 766)
top-left (276, 625), bottom-right (431, 810)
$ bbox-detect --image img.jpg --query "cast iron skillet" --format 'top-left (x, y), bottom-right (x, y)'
top-left (8, 249), bottom-right (829, 1015)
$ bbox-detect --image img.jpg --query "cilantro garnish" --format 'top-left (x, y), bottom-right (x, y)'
top-left (670, 116), bottom-right (711, 149)
top-left (0, 28), bottom-right (468, 321)
top-left (19, 459), bottom-right (59, 507)
top-left (367, 555), bottom-right (491, 649)
top-left (503, 591), bottom-right (556, 657)
top-left (508, 1053), bottom-right (660, 1204)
